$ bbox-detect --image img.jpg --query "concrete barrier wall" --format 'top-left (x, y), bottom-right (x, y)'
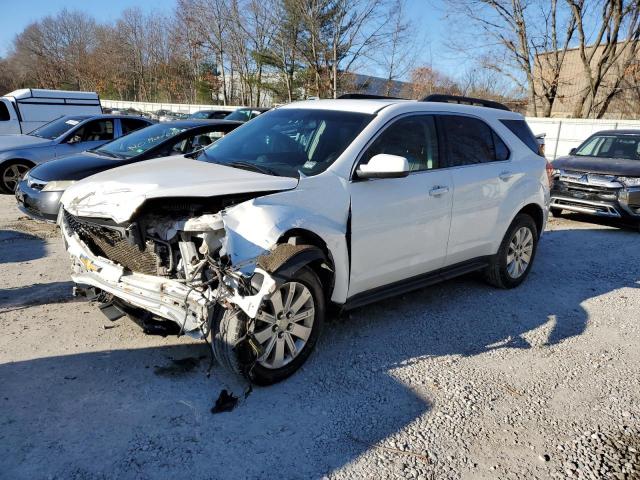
top-left (103, 99), bottom-right (640, 160)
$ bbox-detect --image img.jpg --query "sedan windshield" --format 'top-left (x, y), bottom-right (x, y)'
top-left (575, 134), bottom-right (640, 160)
top-left (225, 108), bottom-right (263, 122)
top-left (95, 123), bottom-right (188, 159)
top-left (29, 116), bottom-right (86, 140)
top-left (199, 109), bottom-right (373, 177)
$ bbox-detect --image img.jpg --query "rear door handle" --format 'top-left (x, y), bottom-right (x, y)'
top-left (499, 171), bottom-right (514, 182)
top-left (429, 185), bottom-right (450, 197)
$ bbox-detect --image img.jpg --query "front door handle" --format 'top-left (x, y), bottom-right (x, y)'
top-left (429, 185), bottom-right (450, 197)
top-left (499, 171), bottom-right (514, 182)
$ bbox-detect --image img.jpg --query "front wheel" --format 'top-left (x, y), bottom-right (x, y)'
top-left (484, 214), bottom-right (539, 289)
top-left (212, 266), bottom-right (324, 385)
top-left (0, 161), bottom-right (31, 194)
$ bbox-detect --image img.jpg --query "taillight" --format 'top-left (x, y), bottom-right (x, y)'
top-left (545, 161), bottom-right (554, 186)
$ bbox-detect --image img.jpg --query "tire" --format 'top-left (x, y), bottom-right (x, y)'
top-left (484, 213), bottom-right (539, 289)
top-left (212, 266), bottom-right (325, 385)
top-left (0, 160), bottom-right (31, 194)
top-left (550, 207), bottom-right (564, 218)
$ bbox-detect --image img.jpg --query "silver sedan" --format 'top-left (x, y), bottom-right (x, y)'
top-left (0, 114), bottom-right (152, 193)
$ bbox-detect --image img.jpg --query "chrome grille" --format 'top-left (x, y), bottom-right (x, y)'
top-left (64, 210), bottom-right (160, 275)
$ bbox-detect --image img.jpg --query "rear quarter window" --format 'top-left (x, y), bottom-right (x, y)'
top-left (0, 101), bottom-right (10, 121)
top-left (500, 119), bottom-right (539, 155)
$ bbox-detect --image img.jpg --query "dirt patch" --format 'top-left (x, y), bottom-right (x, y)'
top-left (3, 217), bottom-right (59, 240)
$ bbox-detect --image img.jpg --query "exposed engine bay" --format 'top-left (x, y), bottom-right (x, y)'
top-left (60, 193), bottom-right (329, 342)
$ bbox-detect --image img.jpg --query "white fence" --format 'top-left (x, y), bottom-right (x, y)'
top-left (102, 99), bottom-right (640, 160)
top-left (101, 99), bottom-right (242, 115)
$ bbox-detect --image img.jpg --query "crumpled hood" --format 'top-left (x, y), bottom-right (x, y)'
top-left (0, 134), bottom-right (51, 152)
top-left (553, 155), bottom-right (640, 177)
top-left (61, 156), bottom-right (299, 223)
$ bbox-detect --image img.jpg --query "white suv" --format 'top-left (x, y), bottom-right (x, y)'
top-left (59, 95), bottom-right (550, 385)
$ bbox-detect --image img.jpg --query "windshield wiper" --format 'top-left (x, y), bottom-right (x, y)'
top-left (227, 161), bottom-right (278, 176)
top-left (94, 150), bottom-right (124, 159)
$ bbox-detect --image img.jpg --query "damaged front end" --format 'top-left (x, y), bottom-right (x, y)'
top-left (60, 196), bottom-right (302, 339)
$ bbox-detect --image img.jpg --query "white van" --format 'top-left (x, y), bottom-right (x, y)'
top-left (0, 89), bottom-right (102, 135)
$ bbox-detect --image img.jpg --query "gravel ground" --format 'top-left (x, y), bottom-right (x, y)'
top-left (0, 194), bottom-right (638, 480)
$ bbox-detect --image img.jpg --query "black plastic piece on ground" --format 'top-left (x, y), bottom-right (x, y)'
top-left (211, 389), bottom-right (239, 414)
top-left (98, 302), bottom-right (126, 321)
top-left (140, 318), bottom-right (182, 337)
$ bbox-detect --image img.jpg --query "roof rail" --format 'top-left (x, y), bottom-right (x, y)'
top-left (421, 94), bottom-right (511, 111)
top-left (338, 93), bottom-right (405, 100)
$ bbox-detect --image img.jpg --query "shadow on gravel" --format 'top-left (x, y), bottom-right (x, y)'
top-left (0, 281), bottom-right (75, 310)
top-left (0, 342), bottom-right (429, 479)
top-left (0, 230), bottom-right (48, 264)
top-left (1, 226), bottom-right (638, 479)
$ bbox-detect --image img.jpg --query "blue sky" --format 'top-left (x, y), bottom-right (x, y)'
top-left (0, 0), bottom-right (461, 78)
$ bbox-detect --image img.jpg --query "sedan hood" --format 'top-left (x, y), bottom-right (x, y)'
top-left (553, 155), bottom-right (640, 177)
top-left (30, 151), bottom-right (126, 182)
top-left (61, 156), bottom-right (299, 223)
top-left (0, 134), bottom-right (52, 152)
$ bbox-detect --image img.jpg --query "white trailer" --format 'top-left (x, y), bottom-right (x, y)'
top-left (0, 89), bottom-right (102, 135)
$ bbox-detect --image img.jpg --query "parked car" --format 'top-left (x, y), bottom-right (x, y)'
top-left (0, 114), bottom-right (152, 193)
top-left (16, 119), bottom-right (241, 221)
top-left (550, 129), bottom-right (640, 227)
top-left (150, 109), bottom-right (177, 122)
top-left (0, 89), bottom-right (102, 135)
top-left (224, 107), bottom-right (269, 122)
top-left (189, 109), bottom-right (231, 120)
top-left (59, 95), bottom-right (549, 385)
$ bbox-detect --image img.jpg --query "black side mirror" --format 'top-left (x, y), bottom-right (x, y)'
top-left (569, 148), bottom-right (577, 155)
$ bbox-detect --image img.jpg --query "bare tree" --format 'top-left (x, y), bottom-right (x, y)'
top-left (378, 0), bottom-right (419, 96)
top-left (566, 0), bottom-right (640, 118)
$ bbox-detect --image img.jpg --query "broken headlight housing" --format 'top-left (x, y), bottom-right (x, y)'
top-left (617, 177), bottom-right (640, 188)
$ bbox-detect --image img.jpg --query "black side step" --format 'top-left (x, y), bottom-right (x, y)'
top-left (342, 257), bottom-right (490, 311)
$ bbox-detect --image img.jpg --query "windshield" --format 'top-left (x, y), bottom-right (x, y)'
top-left (190, 111), bottom-right (210, 119)
top-left (29, 116), bottom-right (86, 140)
top-left (225, 108), bottom-right (262, 122)
top-left (575, 134), bottom-right (640, 160)
top-left (96, 123), bottom-right (188, 159)
top-left (199, 108), bottom-right (373, 177)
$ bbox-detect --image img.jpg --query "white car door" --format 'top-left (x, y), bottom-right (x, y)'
top-left (349, 114), bottom-right (453, 296)
top-left (438, 114), bottom-right (513, 266)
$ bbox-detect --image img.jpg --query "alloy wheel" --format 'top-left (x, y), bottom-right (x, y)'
top-left (506, 226), bottom-right (534, 279)
top-left (2, 163), bottom-right (29, 192)
top-left (252, 281), bottom-right (315, 369)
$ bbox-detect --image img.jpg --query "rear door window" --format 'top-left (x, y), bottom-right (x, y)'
top-left (440, 115), bottom-right (508, 166)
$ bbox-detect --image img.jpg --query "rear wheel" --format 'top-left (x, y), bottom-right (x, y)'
top-left (212, 266), bottom-right (324, 385)
top-left (0, 161), bottom-right (31, 194)
top-left (485, 214), bottom-right (538, 289)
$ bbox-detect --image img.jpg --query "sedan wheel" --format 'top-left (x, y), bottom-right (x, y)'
top-left (1, 162), bottom-right (30, 193)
